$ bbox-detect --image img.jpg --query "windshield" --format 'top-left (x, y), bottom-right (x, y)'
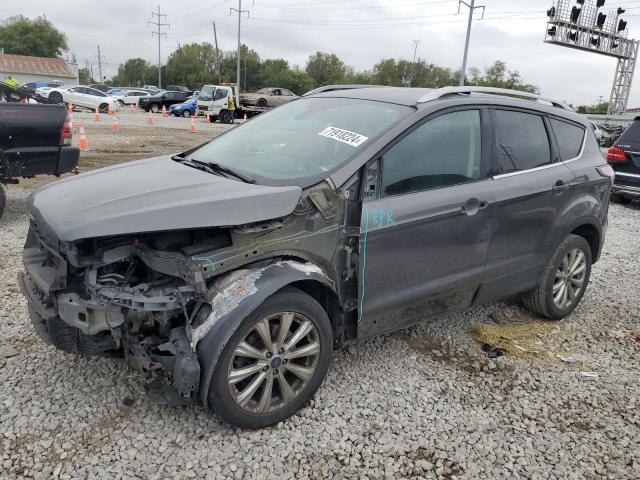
top-left (199, 85), bottom-right (214, 101)
top-left (190, 97), bottom-right (412, 185)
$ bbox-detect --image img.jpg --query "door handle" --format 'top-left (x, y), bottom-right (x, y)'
top-left (552, 180), bottom-right (571, 194)
top-left (461, 198), bottom-right (489, 216)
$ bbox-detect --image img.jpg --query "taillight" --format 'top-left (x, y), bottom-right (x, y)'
top-left (60, 114), bottom-right (72, 145)
top-left (607, 146), bottom-right (627, 162)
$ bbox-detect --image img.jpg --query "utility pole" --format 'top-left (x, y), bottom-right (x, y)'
top-left (409, 39), bottom-right (420, 87)
top-left (458, 0), bottom-right (485, 86)
top-left (96, 45), bottom-right (105, 83)
top-left (149, 5), bottom-right (169, 88)
top-left (212, 21), bottom-right (222, 84)
top-left (230, 0), bottom-right (250, 97)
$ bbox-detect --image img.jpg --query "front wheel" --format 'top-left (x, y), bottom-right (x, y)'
top-left (98, 103), bottom-right (109, 113)
top-left (522, 234), bottom-right (592, 320)
top-left (208, 287), bottom-right (332, 428)
top-left (150, 103), bottom-right (160, 113)
top-left (256, 98), bottom-right (268, 108)
top-left (182, 109), bottom-right (191, 118)
top-left (49, 91), bottom-right (63, 103)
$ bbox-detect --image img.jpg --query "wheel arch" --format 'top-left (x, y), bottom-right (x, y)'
top-left (569, 220), bottom-right (602, 263)
top-left (193, 259), bottom-right (337, 409)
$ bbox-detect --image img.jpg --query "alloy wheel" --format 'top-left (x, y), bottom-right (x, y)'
top-left (552, 248), bottom-right (587, 310)
top-left (227, 312), bottom-right (320, 414)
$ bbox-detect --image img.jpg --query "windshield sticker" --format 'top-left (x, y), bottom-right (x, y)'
top-left (318, 126), bottom-right (369, 147)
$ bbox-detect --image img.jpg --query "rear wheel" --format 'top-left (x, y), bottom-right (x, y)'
top-left (98, 103), bottom-right (109, 113)
top-left (522, 234), bottom-right (592, 320)
top-left (208, 287), bottom-right (332, 428)
top-left (48, 91), bottom-right (63, 103)
top-left (150, 103), bottom-right (160, 113)
top-left (219, 110), bottom-right (231, 124)
top-left (117, 99), bottom-right (125, 106)
top-left (256, 98), bottom-right (268, 108)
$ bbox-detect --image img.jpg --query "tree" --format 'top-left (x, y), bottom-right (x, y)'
top-left (305, 52), bottom-right (347, 88)
top-left (467, 60), bottom-right (538, 93)
top-left (78, 68), bottom-right (95, 85)
top-left (112, 58), bottom-right (157, 87)
top-left (0, 16), bottom-right (68, 57)
top-left (164, 43), bottom-right (220, 89)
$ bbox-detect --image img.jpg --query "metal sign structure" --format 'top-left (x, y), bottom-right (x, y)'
top-left (544, 0), bottom-right (638, 115)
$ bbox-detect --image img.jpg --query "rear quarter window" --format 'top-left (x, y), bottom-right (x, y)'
top-left (550, 118), bottom-right (585, 160)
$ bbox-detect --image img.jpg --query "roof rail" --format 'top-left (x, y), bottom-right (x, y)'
top-left (416, 86), bottom-right (572, 111)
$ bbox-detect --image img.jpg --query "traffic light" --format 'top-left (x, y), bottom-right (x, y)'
top-left (571, 6), bottom-right (581, 23)
top-left (577, 0), bottom-right (585, 4)
top-left (596, 0), bottom-right (605, 7)
top-left (547, 6), bottom-right (556, 18)
top-left (590, 36), bottom-right (601, 47)
top-left (569, 30), bottom-right (579, 42)
top-left (547, 26), bottom-right (557, 36)
top-left (617, 7), bottom-right (625, 15)
top-left (597, 12), bottom-right (606, 28)
top-left (618, 19), bottom-right (627, 32)
top-left (612, 41), bottom-right (619, 49)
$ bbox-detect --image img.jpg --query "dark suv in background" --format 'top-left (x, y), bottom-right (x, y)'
top-left (20, 86), bottom-right (611, 428)
top-left (607, 116), bottom-right (640, 204)
top-left (138, 90), bottom-right (189, 113)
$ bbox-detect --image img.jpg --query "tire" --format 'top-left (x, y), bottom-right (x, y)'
top-left (182, 109), bottom-right (191, 118)
top-left (208, 287), bottom-right (333, 428)
top-left (219, 110), bottom-right (231, 124)
top-left (256, 98), bottom-right (268, 108)
top-left (0, 184), bottom-right (5, 220)
top-left (49, 91), bottom-right (63, 104)
top-left (522, 234), bottom-right (592, 320)
top-left (117, 99), bottom-right (125, 106)
top-left (210, 115), bottom-right (218, 123)
top-left (150, 103), bottom-right (160, 113)
top-left (98, 103), bottom-right (109, 113)
top-left (611, 193), bottom-right (633, 205)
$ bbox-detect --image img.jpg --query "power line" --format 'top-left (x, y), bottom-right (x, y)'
top-left (148, 4), bottom-right (169, 88)
top-left (458, 0), bottom-right (485, 86)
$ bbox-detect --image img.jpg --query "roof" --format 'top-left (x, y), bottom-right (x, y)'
top-left (0, 54), bottom-right (76, 79)
top-left (313, 86), bottom-right (434, 106)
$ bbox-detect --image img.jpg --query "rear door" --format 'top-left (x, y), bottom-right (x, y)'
top-left (358, 107), bottom-right (495, 338)
top-left (477, 108), bottom-right (576, 303)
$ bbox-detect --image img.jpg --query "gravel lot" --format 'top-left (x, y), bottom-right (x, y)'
top-left (1, 131), bottom-right (639, 479)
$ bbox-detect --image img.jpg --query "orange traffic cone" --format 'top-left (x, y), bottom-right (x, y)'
top-left (67, 103), bottom-right (73, 113)
top-left (243, 113), bottom-right (247, 121)
top-left (147, 111), bottom-right (154, 125)
top-left (206, 114), bottom-right (211, 125)
top-left (130, 103), bottom-right (135, 113)
top-left (189, 117), bottom-right (196, 133)
top-left (78, 124), bottom-right (89, 151)
top-left (94, 108), bottom-right (101, 121)
top-left (107, 104), bottom-right (113, 116)
top-left (161, 105), bottom-right (168, 118)
top-left (69, 112), bottom-right (75, 129)
top-left (111, 115), bottom-right (120, 133)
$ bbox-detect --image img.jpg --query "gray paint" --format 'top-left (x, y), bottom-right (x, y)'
top-left (29, 155), bottom-right (302, 241)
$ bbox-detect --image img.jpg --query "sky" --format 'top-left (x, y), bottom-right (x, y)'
top-left (4, 0), bottom-right (640, 107)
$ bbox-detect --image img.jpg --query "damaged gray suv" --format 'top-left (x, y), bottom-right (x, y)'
top-left (20, 86), bottom-right (612, 428)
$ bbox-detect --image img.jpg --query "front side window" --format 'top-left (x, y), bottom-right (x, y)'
top-left (494, 110), bottom-right (551, 174)
top-left (191, 97), bottom-right (412, 184)
top-left (549, 118), bottom-right (585, 160)
top-left (213, 89), bottom-right (228, 101)
top-left (382, 110), bottom-right (482, 196)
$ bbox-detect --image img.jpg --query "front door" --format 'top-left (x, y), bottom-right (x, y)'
top-left (357, 108), bottom-right (495, 338)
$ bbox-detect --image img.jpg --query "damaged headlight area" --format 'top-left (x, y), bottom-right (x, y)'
top-left (19, 224), bottom-right (228, 406)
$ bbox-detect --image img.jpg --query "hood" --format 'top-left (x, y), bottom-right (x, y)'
top-left (29, 155), bottom-right (302, 242)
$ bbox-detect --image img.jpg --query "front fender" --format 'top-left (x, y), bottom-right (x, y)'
top-left (191, 260), bottom-right (335, 409)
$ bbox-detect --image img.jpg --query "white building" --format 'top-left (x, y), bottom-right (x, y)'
top-left (0, 53), bottom-right (77, 87)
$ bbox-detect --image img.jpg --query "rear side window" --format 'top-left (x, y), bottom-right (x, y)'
top-left (382, 109), bottom-right (482, 196)
top-left (494, 110), bottom-right (551, 174)
top-left (550, 118), bottom-right (585, 160)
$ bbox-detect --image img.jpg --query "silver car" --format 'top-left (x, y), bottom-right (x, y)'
top-left (240, 87), bottom-right (299, 108)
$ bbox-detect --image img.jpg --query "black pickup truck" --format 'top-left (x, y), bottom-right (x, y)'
top-left (0, 103), bottom-right (79, 219)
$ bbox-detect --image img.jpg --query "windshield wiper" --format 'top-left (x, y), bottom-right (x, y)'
top-left (204, 161), bottom-right (256, 184)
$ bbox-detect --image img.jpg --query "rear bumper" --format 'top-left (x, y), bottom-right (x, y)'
top-left (612, 171), bottom-right (640, 197)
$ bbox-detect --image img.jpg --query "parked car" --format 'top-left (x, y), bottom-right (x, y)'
top-left (239, 87), bottom-right (298, 108)
top-left (19, 86), bottom-right (611, 428)
top-left (168, 98), bottom-right (198, 117)
top-left (138, 90), bottom-right (189, 113)
top-left (20, 80), bottom-right (64, 94)
top-left (607, 116), bottom-right (640, 204)
top-left (143, 85), bottom-right (159, 93)
top-left (166, 85), bottom-right (193, 96)
top-left (0, 103), bottom-right (79, 219)
top-left (45, 85), bottom-right (119, 113)
top-left (111, 90), bottom-right (151, 106)
top-left (589, 121), bottom-right (603, 144)
top-left (88, 84), bottom-right (110, 93)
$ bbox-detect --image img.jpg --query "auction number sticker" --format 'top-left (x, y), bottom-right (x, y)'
top-left (318, 126), bottom-right (369, 147)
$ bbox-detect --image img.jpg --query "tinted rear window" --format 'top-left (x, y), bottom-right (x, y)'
top-left (618, 120), bottom-right (640, 147)
top-left (494, 110), bottom-right (551, 174)
top-left (550, 118), bottom-right (585, 160)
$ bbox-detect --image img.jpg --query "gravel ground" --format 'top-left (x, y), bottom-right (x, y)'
top-left (1, 184), bottom-right (639, 478)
